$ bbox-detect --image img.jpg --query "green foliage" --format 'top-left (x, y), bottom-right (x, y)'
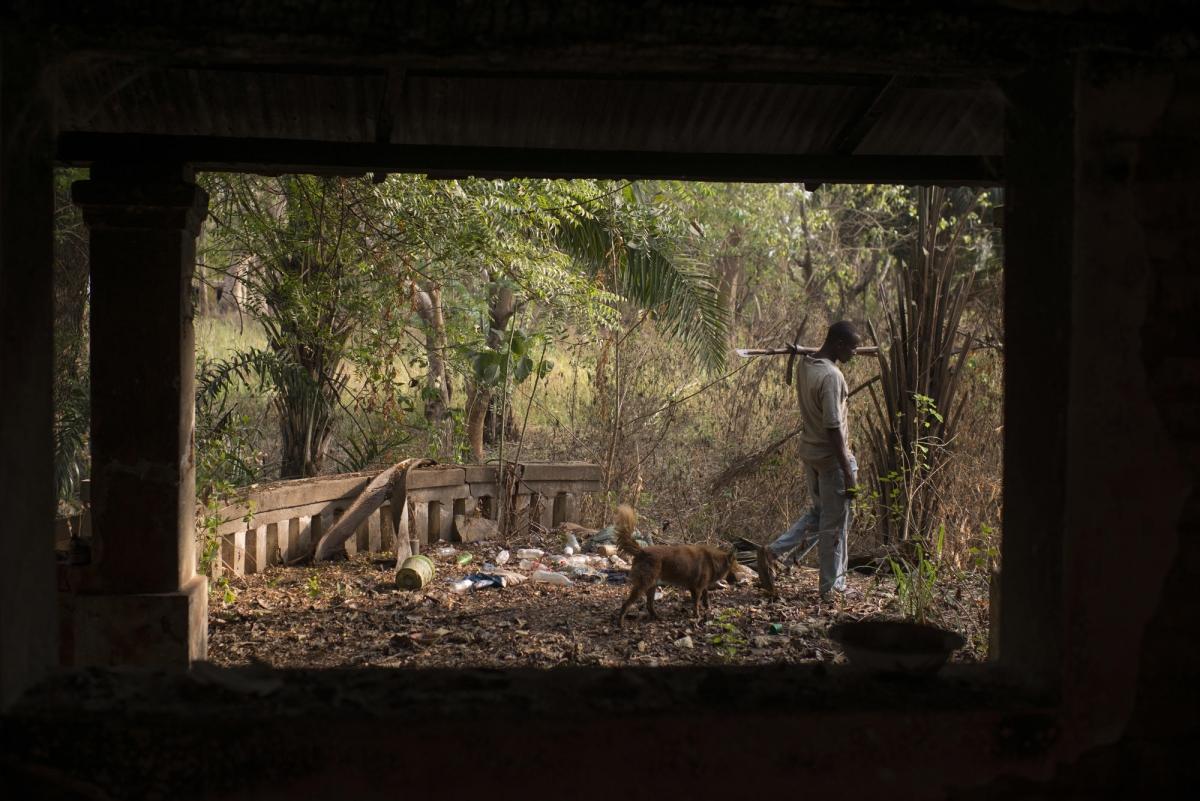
top-left (708, 609), bottom-right (746, 657)
top-left (53, 371), bottom-right (89, 508)
top-left (864, 186), bottom-right (999, 544)
top-left (887, 524), bottom-right (945, 624)
top-left (213, 577), bottom-right (237, 606)
top-left (52, 168), bottom-right (91, 510)
top-left (467, 327), bottom-right (553, 387)
top-left (197, 173), bottom-right (726, 474)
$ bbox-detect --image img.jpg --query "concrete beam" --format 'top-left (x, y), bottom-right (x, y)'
top-left (57, 133), bottom-right (1005, 185)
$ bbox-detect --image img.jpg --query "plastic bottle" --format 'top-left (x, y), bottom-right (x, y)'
top-left (456, 552), bottom-right (473, 566)
top-left (449, 578), bottom-right (473, 593)
top-left (496, 549), bottom-right (510, 565)
top-left (516, 548), bottom-right (544, 560)
top-left (532, 570), bottom-right (572, 586)
top-left (436, 546), bottom-right (456, 557)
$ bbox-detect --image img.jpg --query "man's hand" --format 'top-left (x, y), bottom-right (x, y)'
top-left (842, 473), bottom-right (858, 499)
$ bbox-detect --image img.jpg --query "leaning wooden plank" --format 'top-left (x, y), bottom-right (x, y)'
top-left (756, 544), bottom-right (777, 599)
top-left (313, 458), bottom-right (435, 562)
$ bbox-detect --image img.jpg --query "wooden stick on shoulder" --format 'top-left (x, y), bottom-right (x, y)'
top-left (735, 345), bottom-right (881, 358)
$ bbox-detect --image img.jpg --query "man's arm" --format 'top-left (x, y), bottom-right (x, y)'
top-left (826, 426), bottom-right (857, 496)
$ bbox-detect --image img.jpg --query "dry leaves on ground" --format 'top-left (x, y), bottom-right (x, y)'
top-left (208, 531), bottom-right (990, 670)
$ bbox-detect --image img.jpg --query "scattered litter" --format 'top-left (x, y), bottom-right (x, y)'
top-left (492, 570), bottom-right (527, 587)
top-left (769, 623), bottom-right (784, 635)
top-left (595, 544), bottom-right (618, 558)
top-left (436, 546), bottom-right (457, 557)
top-left (496, 549), bottom-right (510, 565)
top-left (570, 567), bottom-right (604, 583)
top-left (532, 570), bottom-right (572, 586)
top-left (583, 526), bottom-right (616, 552)
top-left (674, 635), bottom-right (694, 649)
top-left (516, 548), bottom-right (544, 560)
top-left (609, 555), bottom-right (630, 570)
top-left (396, 553), bottom-right (435, 590)
top-left (584, 524), bottom-right (650, 551)
top-left (600, 569), bottom-right (628, 585)
top-left (455, 552), bottom-right (473, 566)
top-left (449, 578), bottom-right (473, 594)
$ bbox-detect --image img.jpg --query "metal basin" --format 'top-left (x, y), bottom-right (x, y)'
top-left (828, 620), bottom-right (965, 674)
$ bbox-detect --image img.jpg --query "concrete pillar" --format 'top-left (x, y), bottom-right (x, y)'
top-left (245, 525), bottom-right (268, 574)
top-left (294, 515), bottom-right (314, 560)
top-left (512, 494), bottom-right (531, 537)
top-left (428, 500), bottom-right (443, 542)
top-left (412, 501), bottom-right (430, 546)
top-left (1001, 66), bottom-right (1072, 686)
top-left (379, 506), bottom-right (395, 552)
top-left (0, 37), bottom-right (57, 707)
top-left (536, 494), bottom-right (554, 531)
top-left (269, 521), bottom-right (287, 565)
top-left (69, 163), bottom-right (209, 666)
top-left (368, 512), bottom-right (382, 554)
top-left (553, 492), bottom-right (579, 525)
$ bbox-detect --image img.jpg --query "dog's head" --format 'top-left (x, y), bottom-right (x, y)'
top-left (719, 543), bottom-right (740, 581)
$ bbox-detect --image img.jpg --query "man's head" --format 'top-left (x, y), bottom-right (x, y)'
top-left (823, 320), bottom-right (862, 363)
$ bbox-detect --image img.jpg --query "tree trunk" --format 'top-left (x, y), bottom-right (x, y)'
top-left (466, 385), bottom-right (491, 463)
top-left (413, 282), bottom-right (452, 454)
top-left (716, 226), bottom-right (743, 335)
top-left (279, 409), bottom-right (334, 478)
top-left (480, 274), bottom-right (516, 448)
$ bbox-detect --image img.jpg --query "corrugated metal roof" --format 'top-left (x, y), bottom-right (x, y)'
top-left (54, 65), bottom-right (1003, 157)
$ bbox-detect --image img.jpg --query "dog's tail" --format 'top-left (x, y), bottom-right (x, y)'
top-left (614, 504), bottom-right (640, 555)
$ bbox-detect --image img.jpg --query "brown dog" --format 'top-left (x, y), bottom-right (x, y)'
top-left (614, 505), bottom-right (739, 626)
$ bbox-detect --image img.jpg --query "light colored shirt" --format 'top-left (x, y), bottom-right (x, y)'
top-left (796, 356), bottom-right (850, 464)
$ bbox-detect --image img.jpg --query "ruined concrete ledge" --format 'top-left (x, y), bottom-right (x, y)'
top-left (1, 664), bottom-right (1057, 800)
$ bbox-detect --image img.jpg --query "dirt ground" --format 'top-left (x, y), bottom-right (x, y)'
top-left (208, 528), bottom-right (991, 669)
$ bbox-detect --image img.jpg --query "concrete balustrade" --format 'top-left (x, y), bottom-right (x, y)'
top-left (57, 463), bottom-right (603, 579)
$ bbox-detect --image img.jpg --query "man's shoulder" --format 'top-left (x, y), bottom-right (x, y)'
top-left (803, 357), bottom-right (845, 383)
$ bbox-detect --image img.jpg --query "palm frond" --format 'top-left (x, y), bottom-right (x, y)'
top-left (555, 209), bottom-right (729, 370)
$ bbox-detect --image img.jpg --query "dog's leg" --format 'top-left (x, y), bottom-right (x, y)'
top-left (645, 588), bottom-right (659, 621)
top-left (688, 588), bottom-right (702, 619)
top-left (617, 587), bottom-right (640, 627)
top-left (701, 588), bottom-right (711, 609)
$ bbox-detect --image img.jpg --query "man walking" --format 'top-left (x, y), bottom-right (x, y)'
top-left (767, 320), bottom-right (861, 598)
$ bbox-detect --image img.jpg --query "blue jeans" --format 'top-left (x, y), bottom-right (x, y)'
top-left (768, 455), bottom-right (856, 595)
